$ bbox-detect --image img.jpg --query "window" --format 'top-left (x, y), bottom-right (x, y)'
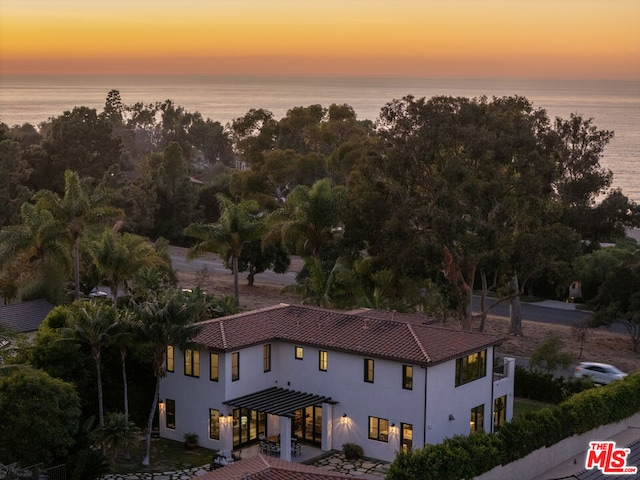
top-left (401, 423), bottom-right (413, 452)
top-left (210, 353), bottom-right (219, 382)
top-left (184, 348), bottom-right (200, 377)
top-left (368, 416), bottom-right (389, 442)
top-left (263, 344), bottom-right (271, 372)
top-left (470, 404), bottom-right (484, 433)
top-left (209, 409), bottom-right (220, 440)
top-left (166, 399), bottom-right (176, 430)
top-left (493, 395), bottom-right (507, 431)
top-left (455, 349), bottom-right (487, 386)
top-left (319, 350), bottom-right (328, 371)
top-left (402, 365), bottom-right (413, 390)
top-left (166, 345), bottom-right (174, 373)
top-left (295, 346), bottom-right (304, 359)
top-left (232, 352), bottom-right (239, 381)
top-left (364, 358), bottom-right (374, 383)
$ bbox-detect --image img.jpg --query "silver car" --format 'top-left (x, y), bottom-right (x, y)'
top-left (574, 362), bottom-right (627, 385)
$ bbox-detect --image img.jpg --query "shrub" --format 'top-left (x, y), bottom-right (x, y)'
top-left (342, 443), bottom-right (364, 460)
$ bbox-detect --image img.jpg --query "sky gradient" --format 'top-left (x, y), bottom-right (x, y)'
top-left (1, 0), bottom-right (639, 78)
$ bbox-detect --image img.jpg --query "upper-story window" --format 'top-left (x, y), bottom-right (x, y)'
top-left (364, 358), bottom-right (374, 383)
top-left (455, 349), bottom-right (487, 386)
top-left (264, 344), bottom-right (271, 372)
top-left (210, 353), bottom-right (219, 382)
top-left (402, 365), bottom-right (413, 390)
top-left (166, 345), bottom-right (174, 373)
top-left (295, 346), bottom-right (304, 360)
top-left (184, 349), bottom-right (200, 377)
top-left (232, 352), bottom-right (240, 381)
top-left (319, 350), bottom-right (328, 371)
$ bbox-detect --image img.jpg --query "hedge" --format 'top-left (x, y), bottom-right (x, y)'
top-left (386, 372), bottom-right (640, 480)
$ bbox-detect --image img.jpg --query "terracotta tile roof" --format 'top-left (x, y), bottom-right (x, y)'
top-left (0, 298), bottom-right (54, 333)
top-left (196, 455), bottom-right (351, 480)
top-left (347, 307), bottom-right (439, 325)
top-left (194, 304), bottom-right (503, 366)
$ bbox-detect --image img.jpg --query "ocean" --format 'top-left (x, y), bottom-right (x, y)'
top-left (0, 75), bottom-right (638, 202)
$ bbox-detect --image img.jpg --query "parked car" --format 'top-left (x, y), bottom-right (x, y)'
top-left (89, 287), bottom-right (108, 298)
top-left (574, 362), bottom-right (627, 385)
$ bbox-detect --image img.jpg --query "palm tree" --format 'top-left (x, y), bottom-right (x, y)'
top-left (89, 229), bottom-right (170, 303)
top-left (92, 412), bottom-right (140, 467)
top-left (0, 202), bottom-right (70, 300)
top-left (266, 178), bottom-right (345, 259)
top-left (60, 302), bottom-right (116, 426)
top-left (133, 290), bottom-right (201, 466)
top-left (184, 194), bottom-right (263, 306)
top-left (34, 170), bottom-right (122, 300)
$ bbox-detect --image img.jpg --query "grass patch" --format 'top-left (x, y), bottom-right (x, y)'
top-left (110, 437), bottom-right (215, 474)
top-left (513, 397), bottom-right (554, 418)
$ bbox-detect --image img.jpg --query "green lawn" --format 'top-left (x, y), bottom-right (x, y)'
top-left (110, 437), bottom-right (215, 474)
top-left (513, 397), bottom-right (554, 418)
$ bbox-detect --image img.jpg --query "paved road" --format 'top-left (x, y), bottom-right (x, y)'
top-left (168, 248), bottom-right (627, 334)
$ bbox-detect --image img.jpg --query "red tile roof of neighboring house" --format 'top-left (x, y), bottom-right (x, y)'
top-left (194, 304), bottom-right (503, 366)
top-left (195, 455), bottom-right (351, 480)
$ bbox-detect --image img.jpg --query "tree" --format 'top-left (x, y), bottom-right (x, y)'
top-left (529, 334), bottom-right (573, 374)
top-left (132, 290), bottom-right (201, 466)
top-left (0, 367), bottom-right (81, 466)
top-left (266, 178), bottom-right (346, 259)
top-left (36, 106), bottom-right (123, 192)
top-left (89, 229), bottom-right (171, 302)
top-left (0, 139), bottom-right (33, 228)
top-left (0, 202), bottom-right (70, 302)
top-left (236, 239), bottom-right (290, 287)
top-left (591, 251), bottom-right (640, 352)
top-left (34, 170), bottom-right (122, 300)
top-left (92, 411), bottom-right (140, 467)
top-left (184, 194), bottom-right (264, 305)
top-left (61, 302), bottom-right (117, 426)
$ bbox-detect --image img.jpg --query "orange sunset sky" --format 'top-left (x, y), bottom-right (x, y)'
top-left (1, 0), bottom-right (639, 78)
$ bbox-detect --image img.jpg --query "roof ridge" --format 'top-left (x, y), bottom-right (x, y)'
top-left (407, 323), bottom-right (431, 363)
top-left (219, 322), bottom-right (228, 349)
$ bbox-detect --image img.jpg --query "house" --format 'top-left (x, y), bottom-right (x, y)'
top-left (0, 298), bottom-right (54, 340)
top-left (159, 304), bottom-right (514, 463)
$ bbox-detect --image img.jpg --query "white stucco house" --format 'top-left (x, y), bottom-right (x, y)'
top-left (158, 303), bottom-right (514, 463)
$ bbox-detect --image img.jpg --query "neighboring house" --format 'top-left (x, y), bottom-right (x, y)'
top-left (0, 298), bottom-right (54, 340)
top-left (159, 303), bottom-right (514, 463)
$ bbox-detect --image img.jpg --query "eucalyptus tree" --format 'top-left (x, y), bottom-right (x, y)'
top-left (184, 194), bottom-right (264, 305)
top-left (132, 290), bottom-right (201, 466)
top-left (0, 139), bottom-right (33, 228)
top-left (34, 169), bottom-right (122, 300)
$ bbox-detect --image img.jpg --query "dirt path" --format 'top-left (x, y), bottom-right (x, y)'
top-left (174, 254), bottom-right (640, 375)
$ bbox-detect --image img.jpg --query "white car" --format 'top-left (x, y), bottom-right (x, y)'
top-left (89, 287), bottom-right (108, 298)
top-left (574, 362), bottom-right (627, 385)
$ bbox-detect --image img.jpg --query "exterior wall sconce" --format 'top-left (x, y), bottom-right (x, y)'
top-left (448, 414), bottom-right (455, 421)
top-left (391, 423), bottom-right (395, 428)
top-left (342, 413), bottom-right (347, 418)
top-left (158, 399), bottom-right (164, 405)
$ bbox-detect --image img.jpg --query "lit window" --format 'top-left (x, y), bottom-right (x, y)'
top-left (295, 346), bottom-right (304, 359)
top-left (166, 399), bottom-right (176, 430)
top-left (232, 352), bottom-right (239, 381)
top-left (403, 365), bottom-right (413, 390)
top-left (209, 409), bottom-right (220, 440)
top-left (401, 423), bottom-right (413, 452)
top-left (368, 416), bottom-right (389, 442)
top-left (364, 358), bottom-right (374, 383)
top-left (210, 353), bottom-right (219, 382)
top-left (470, 404), bottom-right (484, 433)
top-left (184, 349), bottom-right (200, 377)
top-left (455, 349), bottom-right (487, 386)
top-left (319, 350), bottom-right (328, 371)
top-left (494, 395), bottom-right (507, 431)
top-left (264, 344), bottom-right (271, 372)
top-left (166, 345), bottom-right (174, 373)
